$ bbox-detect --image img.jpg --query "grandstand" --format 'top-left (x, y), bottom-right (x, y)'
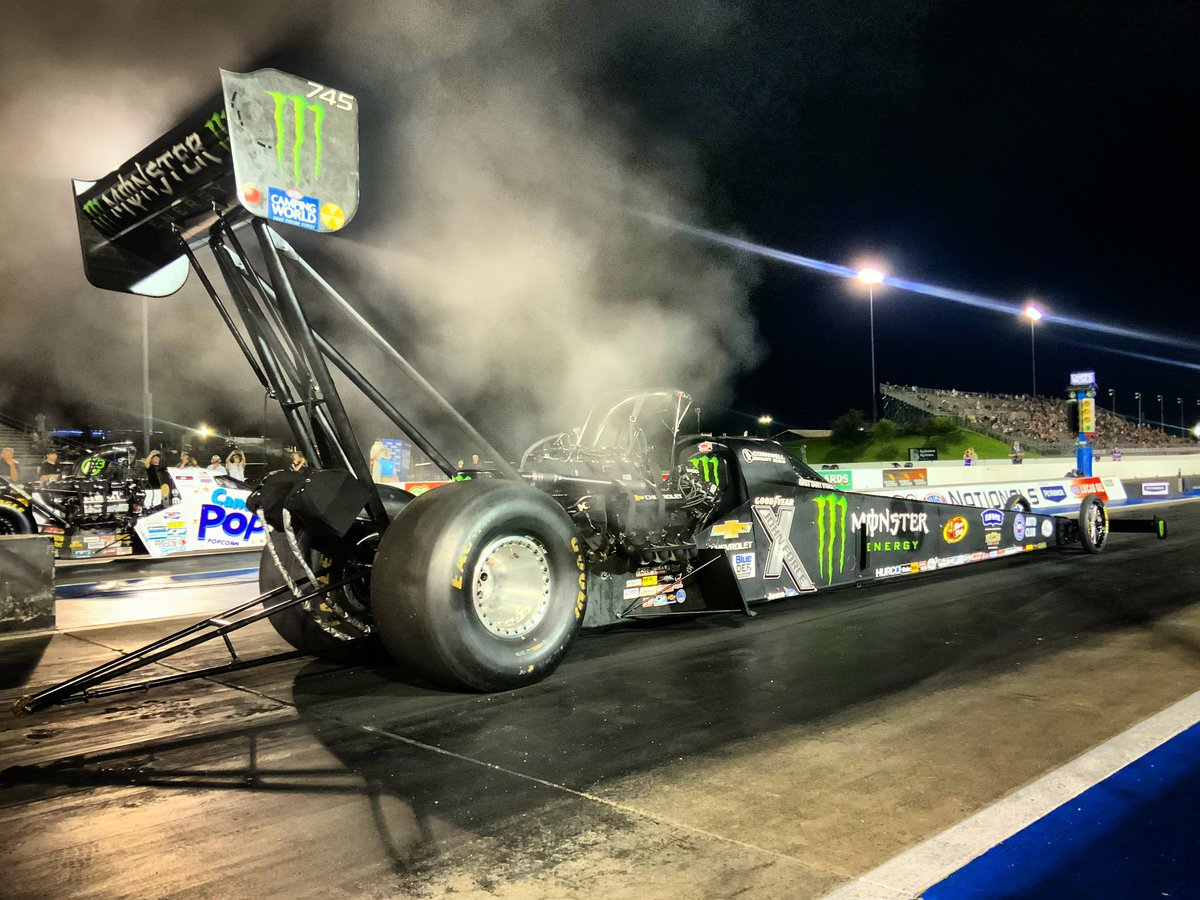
top-left (881, 384), bottom-right (1194, 455)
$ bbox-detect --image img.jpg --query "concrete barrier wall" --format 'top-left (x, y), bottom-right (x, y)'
top-left (821, 453), bottom-right (1200, 492)
top-left (0, 535), bottom-right (55, 633)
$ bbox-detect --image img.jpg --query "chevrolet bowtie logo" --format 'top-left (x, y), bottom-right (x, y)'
top-left (711, 519), bottom-right (752, 539)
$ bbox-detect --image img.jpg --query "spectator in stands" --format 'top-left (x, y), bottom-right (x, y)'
top-left (963, 447), bottom-right (978, 466)
top-left (1, 447), bottom-right (19, 481)
top-left (225, 449), bottom-right (246, 482)
top-left (178, 451), bottom-right (197, 468)
top-left (38, 450), bottom-right (61, 482)
top-left (1111, 446), bottom-right (1123, 461)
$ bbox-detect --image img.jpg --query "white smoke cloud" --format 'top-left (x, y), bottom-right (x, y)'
top-left (0, 0), bottom-right (762, 458)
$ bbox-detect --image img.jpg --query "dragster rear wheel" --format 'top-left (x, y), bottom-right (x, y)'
top-left (371, 480), bottom-right (587, 692)
top-left (1078, 494), bottom-right (1109, 554)
top-left (259, 530), bottom-right (380, 659)
top-left (0, 501), bottom-right (33, 535)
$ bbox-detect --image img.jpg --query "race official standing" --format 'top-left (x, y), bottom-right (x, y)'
top-left (144, 451), bottom-right (169, 507)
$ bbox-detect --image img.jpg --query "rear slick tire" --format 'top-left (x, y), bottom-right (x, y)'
top-left (371, 480), bottom-right (587, 692)
top-left (1078, 494), bottom-right (1109, 554)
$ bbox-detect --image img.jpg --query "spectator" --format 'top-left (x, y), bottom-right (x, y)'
top-left (1, 447), bottom-right (19, 481)
top-left (207, 455), bottom-right (227, 476)
top-left (963, 447), bottom-right (978, 466)
top-left (289, 450), bottom-right (308, 472)
top-left (178, 451), bottom-right (196, 468)
top-left (1111, 446), bottom-right (1123, 461)
top-left (1010, 440), bottom-right (1024, 464)
top-left (144, 451), bottom-right (169, 506)
top-left (39, 450), bottom-right (62, 482)
top-left (225, 449), bottom-right (246, 482)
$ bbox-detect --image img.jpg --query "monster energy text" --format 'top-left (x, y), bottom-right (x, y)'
top-left (812, 493), bottom-right (847, 584)
top-left (81, 111), bottom-right (230, 234)
top-left (267, 91), bottom-right (325, 182)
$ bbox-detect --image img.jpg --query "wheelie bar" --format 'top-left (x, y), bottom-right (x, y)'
top-left (13, 574), bottom-right (362, 716)
top-left (1108, 516), bottom-right (1168, 538)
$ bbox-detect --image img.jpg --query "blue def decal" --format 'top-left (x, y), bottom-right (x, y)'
top-left (267, 187), bottom-right (320, 231)
top-left (1040, 486), bottom-right (1068, 503)
top-left (981, 509), bottom-right (1004, 529)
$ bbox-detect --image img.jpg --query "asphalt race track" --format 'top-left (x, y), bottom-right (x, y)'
top-left (2, 502), bottom-right (1198, 899)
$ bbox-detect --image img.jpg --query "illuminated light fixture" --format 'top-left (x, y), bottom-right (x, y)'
top-left (758, 415), bottom-right (773, 425)
top-left (857, 267), bottom-right (885, 285)
top-left (1023, 304), bottom-right (1043, 322)
top-left (198, 424), bottom-right (211, 438)
top-left (1193, 423), bottom-right (1200, 439)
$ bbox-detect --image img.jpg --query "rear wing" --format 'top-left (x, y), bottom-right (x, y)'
top-left (72, 68), bottom-right (360, 296)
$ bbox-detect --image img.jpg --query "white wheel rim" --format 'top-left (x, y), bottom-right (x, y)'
top-left (471, 535), bottom-right (552, 638)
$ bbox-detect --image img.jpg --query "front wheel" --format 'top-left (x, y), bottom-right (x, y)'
top-left (1078, 494), bottom-right (1109, 554)
top-left (371, 480), bottom-right (587, 692)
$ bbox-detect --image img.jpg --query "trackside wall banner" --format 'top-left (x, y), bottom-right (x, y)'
top-left (868, 476), bottom-right (1125, 511)
top-left (135, 469), bottom-right (265, 557)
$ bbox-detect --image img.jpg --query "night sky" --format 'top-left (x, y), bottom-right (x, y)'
top-left (1, 2), bottom-right (1198, 445)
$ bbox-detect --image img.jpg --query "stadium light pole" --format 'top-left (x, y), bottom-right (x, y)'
top-left (757, 414), bottom-right (772, 438)
top-left (1178, 397), bottom-right (1184, 432)
top-left (1135, 392), bottom-right (1142, 425)
top-left (1157, 394), bottom-right (1164, 432)
top-left (1108, 388), bottom-right (1115, 414)
top-left (142, 297), bottom-right (152, 456)
top-left (1022, 304), bottom-right (1043, 397)
top-left (857, 267), bottom-right (886, 423)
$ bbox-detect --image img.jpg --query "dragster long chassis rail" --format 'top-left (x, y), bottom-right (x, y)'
top-left (13, 574), bottom-right (362, 717)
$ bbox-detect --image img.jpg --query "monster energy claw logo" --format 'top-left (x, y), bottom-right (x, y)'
top-left (267, 91), bottom-right (324, 182)
top-left (812, 493), bottom-right (847, 584)
top-left (690, 454), bottom-right (720, 486)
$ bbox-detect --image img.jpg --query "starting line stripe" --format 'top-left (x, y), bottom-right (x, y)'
top-left (822, 687), bottom-right (1200, 900)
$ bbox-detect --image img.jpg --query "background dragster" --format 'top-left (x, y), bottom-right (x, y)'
top-left (14, 68), bottom-right (1165, 714)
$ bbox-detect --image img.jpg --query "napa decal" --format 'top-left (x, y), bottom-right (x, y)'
top-left (942, 516), bottom-right (969, 544)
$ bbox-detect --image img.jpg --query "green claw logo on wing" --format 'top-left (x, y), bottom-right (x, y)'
top-left (266, 91), bottom-right (325, 182)
top-left (689, 454), bottom-right (720, 486)
top-left (812, 493), bottom-right (847, 584)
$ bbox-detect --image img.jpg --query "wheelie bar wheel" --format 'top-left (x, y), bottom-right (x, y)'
top-left (371, 480), bottom-right (587, 692)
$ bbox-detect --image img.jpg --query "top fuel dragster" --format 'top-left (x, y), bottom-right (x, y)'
top-left (13, 68), bottom-right (1166, 715)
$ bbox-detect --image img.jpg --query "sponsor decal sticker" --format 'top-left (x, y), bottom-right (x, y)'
top-left (1040, 485), bottom-right (1068, 503)
top-left (320, 201), bottom-right (345, 230)
top-left (867, 539), bottom-right (922, 553)
top-left (812, 493), bottom-right (847, 584)
top-left (1041, 519), bottom-right (1054, 538)
top-left (942, 516), bottom-right (969, 543)
top-left (823, 470), bottom-right (854, 490)
top-left (925, 493), bottom-right (947, 503)
top-left (733, 552), bottom-right (755, 579)
top-left (267, 187), bottom-right (320, 231)
top-left (697, 440), bottom-right (713, 453)
top-left (1142, 482), bottom-right (1169, 496)
top-left (1013, 514), bottom-right (1026, 542)
top-left (242, 183), bottom-right (262, 206)
top-left (742, 448), bottom-right (788, 465)
top-left (1069, 477), bottom-right (1108, 500)
top-left (755, 498), bottom-right (815, 590)
top-left (710, 519), bottom-right (752, 540)
top-left (981, 509), bottom-right (1005, 529)
top-left (690, 454), bottom-right (721, 486)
